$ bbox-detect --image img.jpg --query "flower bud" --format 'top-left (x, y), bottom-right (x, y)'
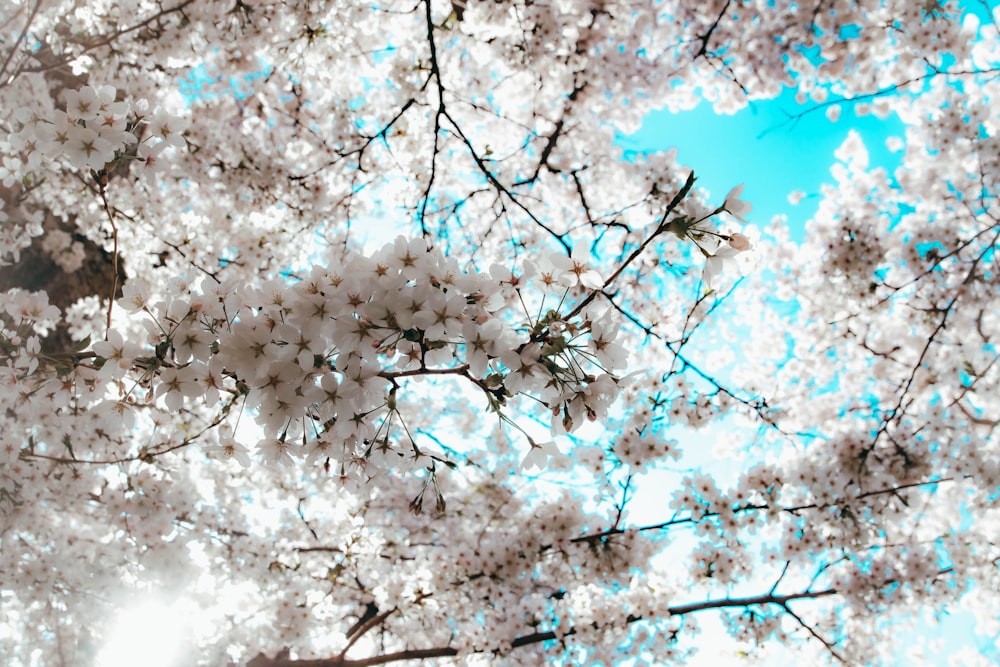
top-left (728, 233), bottom-right (751, 251)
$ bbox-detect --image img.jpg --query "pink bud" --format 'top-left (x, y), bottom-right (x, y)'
top-left (728, 233), bottom-right (751, 251)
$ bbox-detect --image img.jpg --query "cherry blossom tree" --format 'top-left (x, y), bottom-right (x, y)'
top-left (0, 0), bottom-right (998, 665)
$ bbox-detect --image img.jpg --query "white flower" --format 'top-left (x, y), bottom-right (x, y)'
top-left (520, 439), bottom-right (560, 471)
top-left (463, 317), bottom-right (504, 377)
top-left (149, 109), bottom-right (188, 148)
top-left (702, 245), bottom-right (740, 289)
top-left (118, 280), bottom-right (150, 313)
top-left (500, 345), bottom-right (542, 394)
top-left (21, 335), bottom-right (40, 374)
top-left (137, 141), bottom-right (169, 174)
top-left (256, 437), bottom-right (296, 467)
top-left (0, 156), bottom-right (22, 187)
top-left (195, 359), bottom-right (226, 405)
top-left (787, 190), bottom-right (806, 205)
top-left (6, 290), bottom-right (60, 324)
top-left (93, 329), bottom-right (142, 378)
top-left (209, 437), bottom-right (251, 468)
top-left (723, 184), bottom-right (752, 222)
top-left (64, 86), bottom-right (101, 122)
top-left (589, 318), bottom-right (628, 371)
top-left (412, 290), bottom-right (466, 340)
top-left (172, 323), bottom-right (214, 364)
top-left (156, 364), bottom-right (203, 411)
top-left (64, 126), bottom-right (114, 171)
top-left (550, 247), bottom-right (603, 289)
top-left (36, 111), bottom-right (74, 155)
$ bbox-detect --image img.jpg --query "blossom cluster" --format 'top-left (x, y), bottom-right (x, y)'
top-left (7, 84), bottom-right (185, 176)
top-left (1, 83), bottom-right (188, 268)
top-left (94, 237), bottom-right (628, 474)
top-left (0, 290), bottom-right (60, 377)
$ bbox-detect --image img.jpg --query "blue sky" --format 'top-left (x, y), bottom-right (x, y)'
top-left (619, 86), bottom-right (906, 242)
top-left (621, 0), bottom-right (998, 242)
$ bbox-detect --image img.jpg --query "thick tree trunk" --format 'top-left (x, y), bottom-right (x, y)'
top-left (0, 198), bottom-right (124, 352)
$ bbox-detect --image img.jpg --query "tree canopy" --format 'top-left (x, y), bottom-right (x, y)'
top-left (0, 0), bottom-right (998, 665)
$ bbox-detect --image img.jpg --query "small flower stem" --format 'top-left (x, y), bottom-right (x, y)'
top-left (565, 170), bottom-right (697, 321)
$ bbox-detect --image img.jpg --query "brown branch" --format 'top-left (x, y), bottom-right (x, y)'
top-left (694, 0), bottom-right (732, 58)
top-left (760, 66), bottom-right (1000, 138)
top-left (23, 436), bottom-right (194, 466)
top-left (36, 0), bottom-right (197, 69)
top-left (443, 107), bottom-right (571, 253)
top-left (339, 606), bottom-right (399, 659)
top-left (252, 560), bottom-right (959, 667)
top-left (570, 475), bottom-right (958, 546)
top-left (251, 586), bottom-right (842, 667)
top-left (20, 400), bottom-right (236, 465)
top-left (780, 603), bottom-right (848, 665)
top-left (0, 0), bottom-right (43, 85)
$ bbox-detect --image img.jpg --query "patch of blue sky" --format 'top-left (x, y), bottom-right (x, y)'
top-left (965, 0), bottom-right (1000, 21)
top-left (621, 2), bottom-right (998, 246)
top-left (178, 63), bottom-right (215, 100)
top-left (369, 45), bottom-right (398, 64)
top-left (618, 86), bottom-right (906, 242)
top-left (179, 60), bottom-right (273, 102)
top-left (612, 8), bottom-right (1000, 484)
